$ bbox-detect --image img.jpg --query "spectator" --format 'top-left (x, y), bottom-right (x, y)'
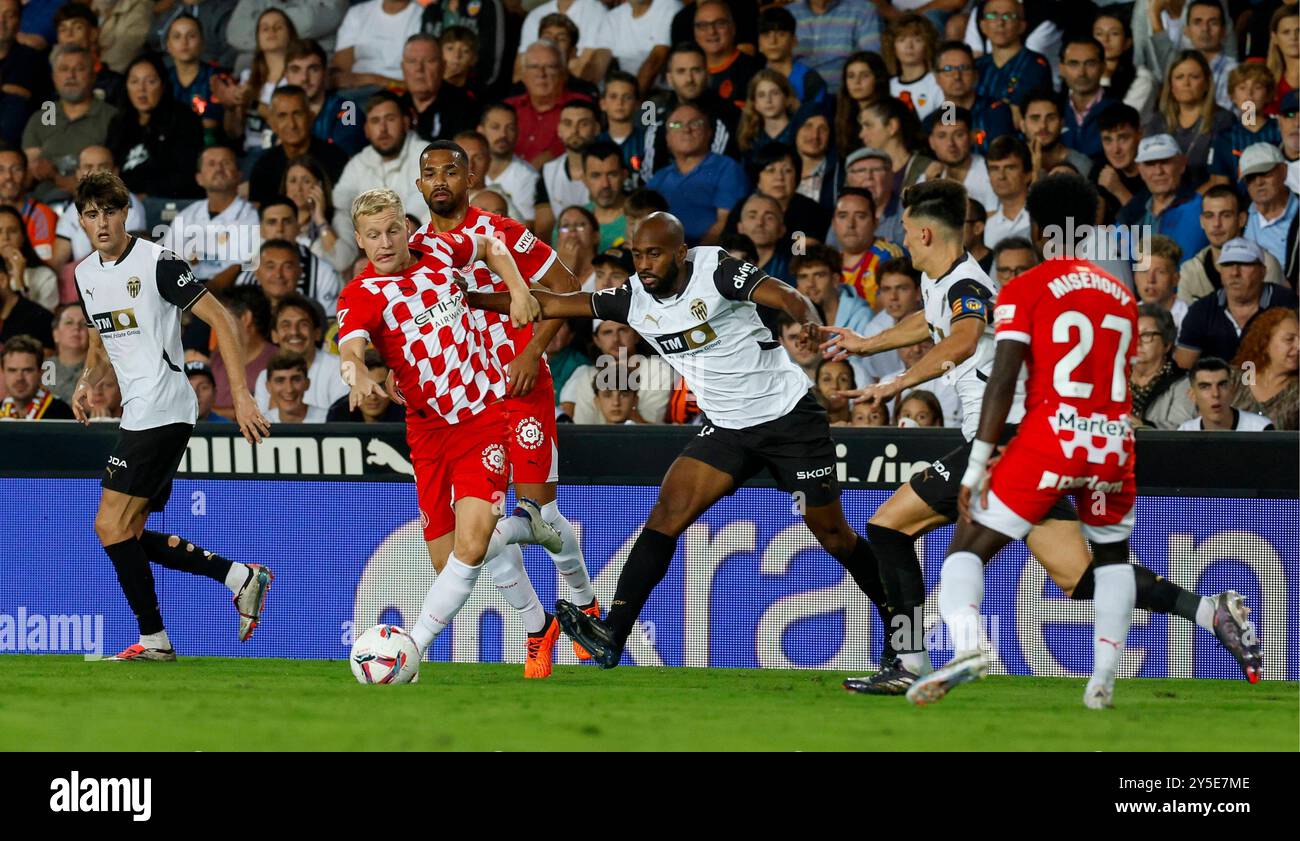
top-left (468, 188), bottom-right (508, 215)
top-left (973, 0), bottom-right (1051, 107)
top-left (966, 197), bottom-right (991, 272)
top-left (1134, 234), bottom-right (1189, 328)
top-left (284, 39), bottom-right (367, 157)
top-left (736, 142), bottom-right (831, 242)
top-left (833, 187), bottom-right (904, 308)
top-left (507, 40), bottom-right (593, 168)
top-left (933, 39), bottom-right (1012, 156)
top-left (281, 155), bottom-right (351, 275)
top-left (786, 0), bottom-right (882, 96)
top-left (0, 146), bottom-right (56, 264)
top-left (326, 347), bottom-right (403, 422)
top-left (858, 96), bottom-right (934, 195)
top-left (646, 101), bottom-right (749, 244)
top-left (0, 249), bottom-right (53, 350)
top-left (1130, 303), bottom-right (1196, 429)
top-left (107, 53), bottom-right (207, 202)
top-left (991, 234), bottom-right (1038, 287)
top-left (692, 0), bottom-right (760, 108)
top-left (54, 2), bottom-right (123, 103)
top-left (1057, 35), bottom-right (1114, 161)
top-left (248, 86), bottom-right (349, 207)
top-left (1205, 64), bottom-right (1282, 190)
top-left (1231, 307), bottom-right (1299, 430)
top-left (226, 0), bottom-right (348, 75)
top-left (150, 0), bottom-right (236, 68)
top-left (717, 230), bottom-right (756, 263)
top-left (332, 0), bottom-right (422, 91)
top-left (843, 147), bottom-right (904, 245)
top-left (50, 147), bottom-right (144, 273)
top-left (22, 44), bottom-right (117, 203)
top-left (591, 245), bottom-right (633, 291)
top-left (0, 205), bottom-right (57, 311)
top-left (560, 319), bottom-right (672, 423)
top-left (47, 302), bottom-right (86, 404)
top-left (243, 238), bottom-right (304, 311)
top-left (1176, 237), bottom-right (1299, 367)
top-left (919, 106), bottom-right (998, 212)
top-left (252, 291), bottom-right (345, 411)
top-left (736, 193), bottom-right (790, 282)
top-left (885, 12), bottom-right (943, 121)
top-left (187, 360), bottom-right (234, 423)
top-left (1021, 91), bottom-right (1095, 179)
top-left (263, 349), bottom-right (326, 422)
top-left (161, 145), bottom-right (259, 281)
top-left (1143, 49), bottom-right (1235, 184)
top-left (602, 0), bottom-right (678, 96)
top-left (795, 113), bottom-right (836, 210)
top-left (1241, 143), bottom-right (1298, 266)
top-left (795, 243), bottom-right (874, 383)
top-left (592, 375), bottom-right (643, 425)
top-left (882, 337), bottom-right (962, 427)
top-left (596, 70), bottom-right (645, 180)
top-left (0, 0), bottom-right (51, 148)
top-left (757, 4), bottom-right (827, 108)
top-left (399, 33), bottom-right (478, 143)
top-left (517, 0), bottom-right (610, 84)
top-left (1092, 9), bottom-right (1156, 113)
top-left (1265, 4), bottom-right (1298, 111)
top-left (1117, 134), bottom-right (1209, 260)
top-left (897, 389), bottom-right (943, 427)
top-left (582, 141), bottom-right (628, 250)
top-left (421, 0), bottom-right (508, 93)
top-left (536, 13), bottom-right (602, 100)
top-left (857, 255), bottom-right (922, 382)
top-left (555, 205), bottom-right (599, 290)
top-left (437, 25), bottom-right (485, 104)
top-left (1093, 103), bottom-right (1146, 218)
top-left (478, 102), bottom-right (540, 225)
top-left (535, 99), bottom-right (600, 242)
top-left (228, 199), bottom-right (342, 315)
top-left (164, 12), bottom-right (224, 141)
top-left (850, 397), bottom-right (888, 426)
top-left (640, 42), bottom-right (740, 180)
top-left (1178, 356), bottom-right (1276, 430)
top-left (1280, 89), bottom-right (1299, 163)
top-left (331, 90), bottom-right (430, 260)
top-left (776, 309), bottom-right (820, 382)
top-left (834, 51), bottom-right (888, 155)
top-left (738, 69), bottom-right (812, 160)
top-left (983, 135), bottom-right (1032, 250)
top-left (623, 187), bottom-right (669, 244)
top-left (1149, 0), bottom-right (1237, 112)
top-left (815, 357), bottom-right (854, 424)
top-left (216, 7), bottom-right (299, 155)
top-left (85, 365), bottom-right (123, 420)
top-left (1180, 185), bottom-right (1288, 303)
top-left (208, 286), bottom-right (276, 413)
top-left (0, 334), bottom-right (73, 418)
top-left (451, 130), bottom-right (519, 220)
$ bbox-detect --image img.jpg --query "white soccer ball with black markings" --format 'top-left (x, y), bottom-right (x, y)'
top-left (350, 624), bottom-right (420, 684)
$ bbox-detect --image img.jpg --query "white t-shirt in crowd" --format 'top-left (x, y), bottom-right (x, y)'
top-left (983, 202), bottom-right (1031, 251)
top-left (891, 72), bottom-right (945, 121)
top-left (254, 348), bottom-right (348, 412)
top-left (602, 0), bottom-right (680, 75)
top-left (1178, 409), bottom-right (1273, 431)
top-left (488, 157), bottom-right (541, 222)
top-left (265, 404), bottom-right (329, 423)
top-left (518, 0), bottom-right (609, 54)
top-left (336, 0), bottom-right (423, 80)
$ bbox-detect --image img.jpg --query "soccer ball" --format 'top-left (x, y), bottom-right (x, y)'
top-left (350, 624), bottom-right (420, 684)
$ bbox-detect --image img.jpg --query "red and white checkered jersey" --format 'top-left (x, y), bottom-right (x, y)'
top-left (993, 258), bottom-right (1140, 463)
top-left (337, 232), bottom-right (505, 427)
top-left (410, 205), bottom-right (557, 375)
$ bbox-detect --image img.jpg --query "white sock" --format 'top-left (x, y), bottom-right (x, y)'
top-left (900, 650), bottom-right (933, 676)
top-left (224, 562), bottom-right (249, 596)
top-left (485, 515), bottom-right (533, 560)
top-left (938, 551), bottom-right (985, 654)
top-left (140, 630), bottom-right (171, 650)
top-left (411, 553), bottom-right (482, 654)
top-left (1091, 564), bottom-right (1136, 685)
top-left (1195, 596), bottom-right (1215, 632)
top-left (541, 500), bottom-right (595, 605)
top-left (485, 544), bottom-right (546, 634)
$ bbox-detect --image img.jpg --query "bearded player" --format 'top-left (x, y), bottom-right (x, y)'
top-left (336, 188), bottom-right (564, 677)
top-left (410, 140), bottom-right (601, 661)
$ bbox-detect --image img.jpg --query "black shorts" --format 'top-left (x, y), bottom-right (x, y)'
top-left (101, 423), bottom-right (194, 512)
top-left (679, 391), bottom-right (840, 508)
top-left (909, 427), bottom-right (1078, 523)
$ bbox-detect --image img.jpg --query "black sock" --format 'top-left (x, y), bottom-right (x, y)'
top-left (104, 538), bottom-right (165, 636)
top-left (604, 528), bottom-right (677, 651)
top-left (866, 523), bottom-right (927, 656)
top-left (832, 535), bottom-right (893, 648)
top-left (139, 530), bottom-right (233, 583)
top-left (1073, 563), bottom-right (1201, 622)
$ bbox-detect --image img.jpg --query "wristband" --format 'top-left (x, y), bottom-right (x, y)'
top-left (961, 439), bottom-right (995, 489)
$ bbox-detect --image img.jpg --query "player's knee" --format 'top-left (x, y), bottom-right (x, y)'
top-left (808, 517), bottom-right (855, 557)
top-left (865, 521), bottom-right (913, 550)
top-left (644, 501), bottom-right (689, 538)
top-left (93, 511), bottom-right (130, 545)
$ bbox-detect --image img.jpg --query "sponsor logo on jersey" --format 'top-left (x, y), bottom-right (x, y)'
top-left (993, 304), bottom-right (1015, 326)
top-left (411, 297), bottom-right (465, 332)
top-left (653, 320), bottom-right (719, 355)
top-left (795, 465), bottom-right (834, 479)
top-left (108, 456), bottom-right (128, 469)
top-left (1050, 404), bottom-right (1133, 465)
top-left (514, 229), bottom-right (536, 254)
top-left (91, 308), bottom-right (140, 334)
top-left (1036, 470), bottom-right (1124, 494)
top-left (481, 443), bottom-right (507, 474)
top-left (690, 298), bottom-right (708, 321)
top-left (514, 416), bottom-right (544, 450)
top-left (731, 261), bottom-right (758, 291)
top-left (951, 296), bottom-right (989, 319)
top-left (126, 276), bottom-right (141, 298)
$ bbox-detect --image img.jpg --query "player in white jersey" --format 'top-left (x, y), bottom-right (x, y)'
top-left (465, 212), bottom-right (898, 669)
top-left (70, 172), bottom-right (274, 662)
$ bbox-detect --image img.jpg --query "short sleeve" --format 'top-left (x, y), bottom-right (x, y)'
top-left (712, 254), bottom-right (768, 302)
top-left (993, 280), bottom-right (1032, 345)
top-left (336, 279), bottom-right (384, 346)
top-left (335, 6), bottom-right (362, 52)
top-left (591, 281), bottom-right (632, 323)
top-left (497, 218), bottom-right (556, 282)
top-left (1176, 301), bottom-right (1208, 352)
top-left (156, 250), bottom-right (207, 311)
top-left (945, 277), bottom-right (994, 325)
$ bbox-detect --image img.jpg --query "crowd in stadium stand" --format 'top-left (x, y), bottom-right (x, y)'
top-left (0, 0), bottom-right (1296, 430)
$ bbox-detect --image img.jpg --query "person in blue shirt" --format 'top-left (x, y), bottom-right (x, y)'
top-left (1118, 133), bottom-right (1211, 260)
top-left (595, 70), bottom-right (647, 186)
top-left (1240, 143), bottom-right (1298, 267)
top-left (187, 362), bottom-right (236, 424)
top-left (934, 40), bottom-right (1013, 155)
top-left (974, 0), bottom-right (1052, 108)
top-left (646, 102), bottom-right (750, 245)
top-left (756, 6), bottom-right (827, 110)
top-left (1058, 34), bottom-right (1116, 160)
top-left (284, 39), bottom-right (367, 157)
top-left (1207, 64), bottom-right (1283, 188)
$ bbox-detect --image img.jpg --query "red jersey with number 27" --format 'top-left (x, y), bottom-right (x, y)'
top-left (409, 206), bottom-right (557, 377)
top-left (992, 258), bottom-right (1140, 463)
top-left (336, 232), bottom-right (504, 427)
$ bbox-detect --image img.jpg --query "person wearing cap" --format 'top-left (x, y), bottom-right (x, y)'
top-left (581, 140), bottom-right (628, 251)
top-left (187, 361), bottom-right (234, 424)
top-left (841, 147), bottom-right (903, 245)
top-left (1178, 184), bottom-right (1287, 303)
top-left (589, 245), bottom-right (633, 292)
top-left (918, 106), bottom-right (999, 213)
top-left (1118, 133), bottom-right (1210, 260)
top-left (1241, 142), bottom-right (1298, 266)
top-left (1174, 236), bottom-right (1299, 368)
top-left (932, 40), bottom-right (1013, 156)
top-left (757, 5), bottom-right (827, 108)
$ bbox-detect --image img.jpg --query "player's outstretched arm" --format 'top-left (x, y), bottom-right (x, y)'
top-left (504, 258), bottom-right (580, 398)
top-left (339, 336), bottom-right (387, 411)
top-left (464, 287), bottom-right (599, 321)
top-left (71, 329), bottom-right (111, 425)
top-left (191, 293), bottom-right (271, 444)
top-left (819, 309), bottom-right (929, 360)
top-left (958, 338), bottom-right (1027, 522)
top-left (837, 316), bottom-right (983, 406)
top-left (473, 235), bottom-right (542, 328)
top-left (751, 276), bottom-right (822, 335)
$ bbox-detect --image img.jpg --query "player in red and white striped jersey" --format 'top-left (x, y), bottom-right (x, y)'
top-left (411, 140), bottom-right (602, 662)
top-left (337, 187), bottom-right (569, 677)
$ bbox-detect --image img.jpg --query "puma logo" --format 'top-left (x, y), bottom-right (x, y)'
top-left (365, 439), bottom-right (414, 476)
top-left (643, 314), bottom-right (660, 327)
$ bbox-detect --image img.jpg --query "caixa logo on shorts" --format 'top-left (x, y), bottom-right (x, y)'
top-left (91, 308), bottom-right (140, 335)
top-left (514, 417), bottom-right (544, 450)
top-left (480, 443), bottom-right (507, 474)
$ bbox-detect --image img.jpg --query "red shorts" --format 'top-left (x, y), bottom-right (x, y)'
top-left (503, 373), bottom-right (558, 485)
top-left (407, 402), bottom-right (511, 541)
top-left (973, 413), bottom-right (1137, 545)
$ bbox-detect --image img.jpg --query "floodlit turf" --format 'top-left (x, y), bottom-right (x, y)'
top-left (1, 656), bottom-right (1295, 751)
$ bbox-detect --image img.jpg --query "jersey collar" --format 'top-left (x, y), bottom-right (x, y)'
top-left (98, 235), bottom-right (137, 268)
top-left (929, 251), bottom-right (970, 284)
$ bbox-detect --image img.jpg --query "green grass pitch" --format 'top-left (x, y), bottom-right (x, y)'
top-left (1, 656), bottom-right (1295, 751)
